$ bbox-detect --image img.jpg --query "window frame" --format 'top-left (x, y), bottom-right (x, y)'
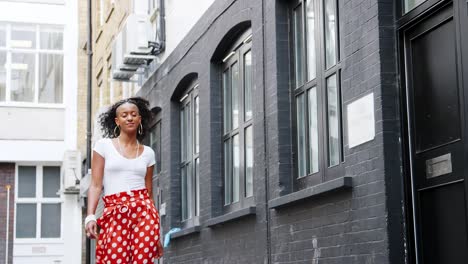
top-left (221, 30), bottom-right (255, 213)
top-left (149, 118), bottom-right (162, 176)
top-left (179, 82), bottom-right (200, 225)
top-left (0, 23), bottom-right (64, 107)
top-left (396, 0), bottom-right (444, 27)
top-left (291, 0), bottom-right (345, 191)
top-left (14, 164), bottom-right (63, 242)
top-left (0, 0), bottom-right (65, 4)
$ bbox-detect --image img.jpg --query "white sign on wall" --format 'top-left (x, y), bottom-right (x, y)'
top-left (347, 93), bottom-right (375, 148)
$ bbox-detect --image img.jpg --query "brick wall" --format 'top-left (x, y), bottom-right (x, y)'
top-left (0, 163), bottom-right (15, 264)
top-left (136, 0), bottom-right (403, 263)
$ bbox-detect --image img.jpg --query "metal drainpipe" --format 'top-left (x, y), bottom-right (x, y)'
top-left (86, 0), bottom-right (93, 174)
top-left (5, 185), bottom-right (11, 264)
top-left (261, 0), bottom-right (271, 263)
top-left (85, 0), bottom-right (93, 262)
top-left (158, 0), bottom-right (166, 52)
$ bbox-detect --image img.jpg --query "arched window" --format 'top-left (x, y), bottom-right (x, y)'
top-left (221, 30), bottom-right (254, 208)
top-left (179, 80), bottom-right (199, 221)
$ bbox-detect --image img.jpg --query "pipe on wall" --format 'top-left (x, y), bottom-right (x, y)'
top-left (5, 185), bottom-right (10, 264)
top-left (85, 0), bottom-right (93, 262)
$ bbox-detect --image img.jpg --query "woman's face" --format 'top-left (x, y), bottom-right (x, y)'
top-left (115, 102), bottom-right (141, 134)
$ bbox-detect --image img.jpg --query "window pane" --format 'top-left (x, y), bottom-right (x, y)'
top-left (11, 52), bottom-right (36, 103)
top-left (195, 96), bottom-right (199, 154)
top-left (155, 122), bottom-right (162, 174)
top-left (195, 158), bottom-right (199, 216)
top-left (40, 26), bottom-right (63, 50)
top-left (244, 51), bottom-right (252, 121)
top-left (232, 62), bottom-right (239, 129)
top-left (233, 135), bottom-right (240, 203)
top-left (180, 107), bottom-right (186, 162)
top-left (186, 102), bottom-right (192, 160)
top-left (224, 139), bottom-right (232, 205)
top-left (404, 0), bottom-right (427, 13)
top-left (306, 0), bottom-right (316, 80)
top-left (41, 204), bottom-right (61, 238)
top-left (43, 166), bottom-right (60, 198)
top-left (296, 94), bottom-right (307, 177)
top-left (150, 122), bottom-right (161, 174)
top-left (18, 166), bottom-right (36, 198)
top-left (223, 70), bottom-right (231, 133)
top-left (245, 126), bottom-right (253, 197)
top-left (181, 166), bottom-right (188, 220)
top-left (293, 4), bottom-right (305, 87)
top-left (324, 0), bottom-right (337, 68)
top-left (16, 204), bottom-right (36, 238)
top-left (186, 162), bottom-right (193, 219)
top-left (157, 122), bottom-right (161, 174)
top-left (39, 54), bottom-right (63, 104)
top-left (308, 88), bottom-right (319, 174)
top-left (0, 51), bottom-right (6, 101)
top-left (0, 24), bottom-right (5, 47)
top-left (327, 74), bottom-right (340, 166)
top-left (11, 25), bottom-right (36, 49)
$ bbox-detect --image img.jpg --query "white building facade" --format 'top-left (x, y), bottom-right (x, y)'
top-left (0, 0), bottom-right (81, 263)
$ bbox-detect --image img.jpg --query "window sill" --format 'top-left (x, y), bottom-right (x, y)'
top-left (171, 225), bottom-right (201, 239)
top-left (206, 206), bottom-right (256, 227)
top-left (0, 102), bottom-right (66, 109)
top-left (268, 177), bottom-right (353, 209)
top-left (14, 238), bottom-right (64, 244)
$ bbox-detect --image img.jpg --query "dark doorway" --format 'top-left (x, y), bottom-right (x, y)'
top-left (402, 2), bottom-right (468, 263)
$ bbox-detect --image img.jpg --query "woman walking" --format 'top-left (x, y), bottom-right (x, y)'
top-left (85, 97), bottom-right (163, 264)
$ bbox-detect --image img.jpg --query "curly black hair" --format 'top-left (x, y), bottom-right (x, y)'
top-left (99, 97), bottom-right (153, 142)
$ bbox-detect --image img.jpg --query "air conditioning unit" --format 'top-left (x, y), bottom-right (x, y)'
top-left (112, 14), bottom-right (156, 81)
top-left (62, 150), bottom-right (81, 193)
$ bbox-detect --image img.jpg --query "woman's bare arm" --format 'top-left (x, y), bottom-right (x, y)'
top-left (145, 165), bottom-right (155, 201)
top-left (85, 151), bottom-right (104, 238)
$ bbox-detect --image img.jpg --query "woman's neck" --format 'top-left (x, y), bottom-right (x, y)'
top-left (118, 132), bottom-right (138, 145)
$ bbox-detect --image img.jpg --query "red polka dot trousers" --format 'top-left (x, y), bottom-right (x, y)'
top-left (96, 189), bottom-right (162, 264)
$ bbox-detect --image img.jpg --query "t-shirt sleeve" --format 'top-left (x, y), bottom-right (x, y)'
top-left (93, 138), bottom-right (106, 158)
top-left (148, 147), bottom-right (156, 167)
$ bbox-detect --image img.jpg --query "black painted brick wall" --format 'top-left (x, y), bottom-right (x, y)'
top-left (138, 0), bottom-right (402, 263)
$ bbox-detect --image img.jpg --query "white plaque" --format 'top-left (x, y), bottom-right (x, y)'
top-left (347, 93), bottom-right (375, 148)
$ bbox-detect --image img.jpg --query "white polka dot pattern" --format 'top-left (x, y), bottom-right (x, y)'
top-left (95, 189), bottom-right (162, 264)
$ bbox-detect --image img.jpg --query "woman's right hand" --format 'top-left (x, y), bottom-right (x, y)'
top-left (85, 221), bottom-right (98, 239)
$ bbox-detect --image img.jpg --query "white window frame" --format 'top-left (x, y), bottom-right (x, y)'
top-left (0, 0), bottom-right (65, 4)
top-left (0, 22), bottom-right (65, 108)
top-left (14, 163), bottom-right (64, 243)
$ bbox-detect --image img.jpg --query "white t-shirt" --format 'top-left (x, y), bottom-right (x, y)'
top-left (93, 138), bottom-right (156, 195)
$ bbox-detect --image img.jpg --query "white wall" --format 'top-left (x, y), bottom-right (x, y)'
top-left (0, 1), bottom-right (81, 264)
top-left (0, 1), bottom-right (78, 159)
top-left (0, 107), bottom-right (65, 140)
top-left (160, 0), bottom-right (215, 62)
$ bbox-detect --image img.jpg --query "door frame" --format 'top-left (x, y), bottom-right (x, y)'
top-left (397, 0), bottom-right (468, 263)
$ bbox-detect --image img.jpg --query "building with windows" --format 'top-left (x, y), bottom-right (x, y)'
top-left (129, 0), bottom-right (468, 263)
top-left (0, 0), bottom-right (81, 263)
top-left (79, 0), bottom-right (215, 263)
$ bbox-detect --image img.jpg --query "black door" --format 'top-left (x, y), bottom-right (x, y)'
top-left (403, 2), bottom-right (468, 263)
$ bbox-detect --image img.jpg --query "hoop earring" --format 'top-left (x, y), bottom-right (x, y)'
top-left (138, 123), bottom-right (143, 135)
top-left (114, 125), bottom-right (120, 137)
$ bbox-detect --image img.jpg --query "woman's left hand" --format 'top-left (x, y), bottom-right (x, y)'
top-left (156, 240), bottom-right (164, 258)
